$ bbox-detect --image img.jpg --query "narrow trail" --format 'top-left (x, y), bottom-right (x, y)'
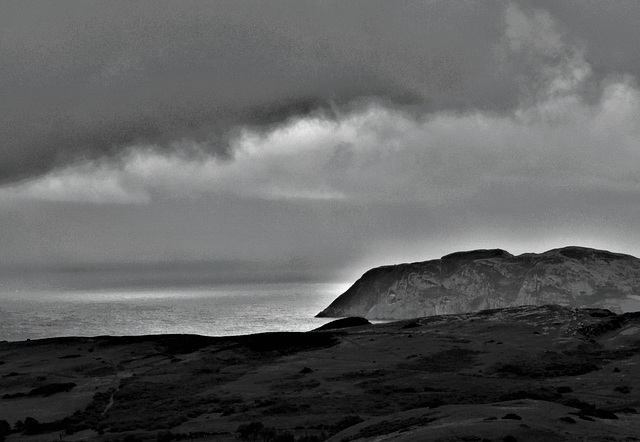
top-left (101, 367), bottom-right (131, 416)
top-left (101, 386), bottom-right (118, 416)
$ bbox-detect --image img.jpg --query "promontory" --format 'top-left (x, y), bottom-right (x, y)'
top-left (317, 247), bottom-right (640, 319)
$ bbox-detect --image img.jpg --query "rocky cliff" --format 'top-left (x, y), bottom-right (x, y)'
top-left (317, 247), bottom-right (640, 319)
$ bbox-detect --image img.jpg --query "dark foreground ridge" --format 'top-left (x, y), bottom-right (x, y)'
top-left (1, 305), bottom-right (639, 441)
top-left (317, 246), bottom-right (640, 319)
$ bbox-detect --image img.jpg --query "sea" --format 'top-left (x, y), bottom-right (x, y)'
top-left (0, 267), bottom-right (351, 342)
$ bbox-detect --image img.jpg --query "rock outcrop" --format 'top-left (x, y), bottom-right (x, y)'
top-left (317, 247), bottom-right (640, 319)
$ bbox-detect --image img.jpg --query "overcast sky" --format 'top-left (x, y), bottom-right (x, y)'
top-left (1, 1), bottom-right (640, 282)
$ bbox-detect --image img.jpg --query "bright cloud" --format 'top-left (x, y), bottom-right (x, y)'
top-left (3, 72), bottom-right (639, 207)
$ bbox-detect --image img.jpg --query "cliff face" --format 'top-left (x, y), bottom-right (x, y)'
top-left (317, 247), bottom-right (640, 319)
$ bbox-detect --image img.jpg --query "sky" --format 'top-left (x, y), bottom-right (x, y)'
top-left (1, 0), bottom-right (640, 283)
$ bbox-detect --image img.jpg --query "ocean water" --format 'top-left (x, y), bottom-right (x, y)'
top-left (0, 268), bottom-right (350, 342)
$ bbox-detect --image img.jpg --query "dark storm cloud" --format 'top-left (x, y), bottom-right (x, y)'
top-left (3, 1), bottom-right (640, 184)
top-left (1, 0), bottom-right (504, 183)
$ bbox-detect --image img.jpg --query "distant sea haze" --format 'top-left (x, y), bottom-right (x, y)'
top-left (0, 267), bottom-right (348, 341)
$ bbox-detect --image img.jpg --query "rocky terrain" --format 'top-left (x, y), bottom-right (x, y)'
top-left (1, 305), bottom-right (639, 441)
top-left (317, 247), bottom-right (640, 319)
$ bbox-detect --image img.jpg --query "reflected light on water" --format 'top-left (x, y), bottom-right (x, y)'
top-left (0, 282), bottom-right (351, 341)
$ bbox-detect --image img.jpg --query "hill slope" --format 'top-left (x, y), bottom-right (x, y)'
top-left (317, 247), bottom-right (640, 319)
top-left (1, 305), bottom-right (639, 441)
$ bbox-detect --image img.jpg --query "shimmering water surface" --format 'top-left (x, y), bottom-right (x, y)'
top-left (0, 269), bottom-right (349, 341)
